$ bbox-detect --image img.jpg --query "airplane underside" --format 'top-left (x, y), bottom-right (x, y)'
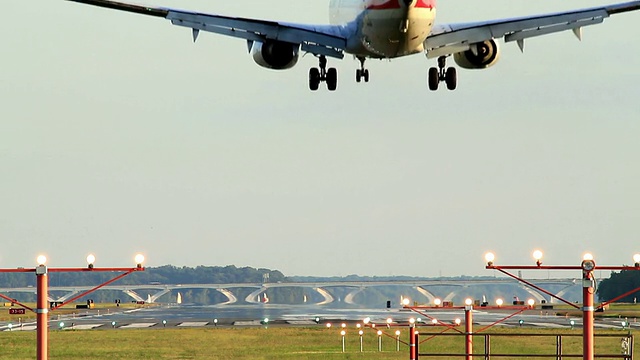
top-left (65, 0), bottom-right (640, 93)
top-left (309, 7), bottom-right (457, 91)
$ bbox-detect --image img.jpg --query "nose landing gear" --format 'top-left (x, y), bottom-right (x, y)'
top-left (309, 55), bottom-right (338, 91)
top-left (428, 56), bottom-right (457, 91)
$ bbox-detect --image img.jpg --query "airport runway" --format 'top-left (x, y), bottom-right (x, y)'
top-left (2, 305), bottom-right (638, 332)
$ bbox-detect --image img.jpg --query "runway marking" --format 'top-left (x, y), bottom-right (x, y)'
top-left (596, 323), bottom-right (624, 329)
top-left (286, 320), bottom-right (317, 325)
top-left (3, 325), bottom-right (37, 331)
top-left (178, 322), bottom-right (208, 327)
top-left (66, 324), bottom-right (103, 330)
top-left (120, 323), bottom-right (157, 328)
top-left (233, 320), bottom-right (263, 326)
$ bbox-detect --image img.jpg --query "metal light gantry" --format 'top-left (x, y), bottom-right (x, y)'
top-left (485, 250), bottom-right (640, 360)
top-left (0, 254), bottom-right (146, 360)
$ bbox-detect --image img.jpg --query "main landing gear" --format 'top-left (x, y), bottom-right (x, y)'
top-left (309, 55), bottom-right (337, 91)
top-left (355, 56), bottom-right (369, 83)
top-left (428, 56), bottom-right (457, 91)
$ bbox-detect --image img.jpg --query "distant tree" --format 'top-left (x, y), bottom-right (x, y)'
top-left (597, 269), bottom-right (640, 303)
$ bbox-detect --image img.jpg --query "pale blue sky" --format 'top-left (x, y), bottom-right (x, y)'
top-left (1, 0), bottom-right (639, 277)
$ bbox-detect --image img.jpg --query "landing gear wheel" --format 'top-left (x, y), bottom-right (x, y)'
top-left (309, 55), bottom-right (337, 91)
top-left (326, 68), bottom-right (338, 91)
top-left (445, 67), bottom-right (457, 91)
top-left (309, 68), bottom-right (320, 91)
top-left (428, 56), bottom-right (458, 91)
top-left (428, 67), bottom-right (439, 91)
top-left (355, 57), bottom-right (369, 84)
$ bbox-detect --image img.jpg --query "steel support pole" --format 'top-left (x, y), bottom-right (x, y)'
top-left (409, 323), bottom-right (416, 360)
top-left (415, 330), bottom-right (419, 360)
top-left (465, 305), bottom-right (473, 360)
top-left (583, 270), bottom-right (594, 360)
top-left (36, 265), bottom-right (48, 360)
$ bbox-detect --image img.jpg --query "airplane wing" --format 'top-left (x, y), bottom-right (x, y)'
top-left (425, 1), bottom-right (640, 58)
top-left (65, 0), bottom-right (348, 59)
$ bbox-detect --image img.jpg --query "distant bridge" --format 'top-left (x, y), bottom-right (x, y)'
top-left (0, 278), bottom-right (580, 306)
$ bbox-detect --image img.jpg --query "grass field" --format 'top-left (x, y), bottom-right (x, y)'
top-left (0, 326), bottom-right (637, 360)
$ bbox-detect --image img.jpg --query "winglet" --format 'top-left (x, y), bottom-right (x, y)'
top-left (517, 39), bottom-right (525, 53)
top-left (572, 27), bottom-right (583, 41)
top-left (192, 28), bottom-right (200, 43)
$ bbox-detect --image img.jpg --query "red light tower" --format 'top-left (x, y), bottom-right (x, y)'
top-left (0, 254), bottom-right (146, 360)
top-left (484, 250), bottom-right (640, 360)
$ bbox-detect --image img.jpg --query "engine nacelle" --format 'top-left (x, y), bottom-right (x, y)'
top-left (250, 40), bottom-right (300, 70)
top-left (453, 40), bottom-right (500, 70)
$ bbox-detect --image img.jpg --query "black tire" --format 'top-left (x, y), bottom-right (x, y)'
top-left (356, 69), bottom-right (361, 83)
top-left (428, 67), bottom-right (439, 91)
top-left (363, 69), bottom-right (370, 83)
top-left (445, 67), bottom-right (457, 91)
top-left (327, 68), bottom-right (338, 91)
top-left (309, 68), bottom-right (320, 91)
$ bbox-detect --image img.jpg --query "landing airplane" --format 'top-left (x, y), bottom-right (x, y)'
top-left (67, 0), bottom-right (640, 91)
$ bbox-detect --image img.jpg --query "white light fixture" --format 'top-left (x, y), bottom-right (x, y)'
top-left (86, 254), bottom-right (96, 269)
top-left (496, 298), bottom-right (504, 307)
top-left (36, 255), bottom-right (47, 266)
top-left (135, 254), bottom-right (145, 268)
top-left (634, 254), bottom-right (640, 267)
top-left (527, 299), bottom-right (535, 307)
top-left (533, 250), bottom-right (543, 266)
top-left (485, 252), bottom-right (495, 266)
top-left (465, 298), bottom-right (473, 306)
top-left (582, 254), bottom-right (596, 272)
top-left (434, 298), bottom-right (442, 306)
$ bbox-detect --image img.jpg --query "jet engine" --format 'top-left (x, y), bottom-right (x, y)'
top-left (250, 40), bottom-right (300, 70)
top-left (453, 40), bottom-right (500, 69)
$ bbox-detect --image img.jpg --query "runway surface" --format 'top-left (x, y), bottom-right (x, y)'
top-left (2, 304), bottom-right (638, 332)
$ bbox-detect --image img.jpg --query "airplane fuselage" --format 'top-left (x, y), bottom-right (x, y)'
top-left (330, 0), bottom-right (437, 58)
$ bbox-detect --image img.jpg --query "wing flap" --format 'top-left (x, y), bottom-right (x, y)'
top-left (427, 9), bottom-right (607, 49)
top-left (166, 11), bottom-right (346, 50)
top-left (66, 0), bottom-right (347, 59)
top-left (425, 1), bottom-right (640, 58)
top-left (503, 17), bottom-right (604, 43)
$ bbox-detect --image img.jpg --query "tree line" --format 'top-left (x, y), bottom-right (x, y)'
top-left (597, 269), bottom-right (640, 303)
top-left (0, 265), bottom-right (287, 288)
